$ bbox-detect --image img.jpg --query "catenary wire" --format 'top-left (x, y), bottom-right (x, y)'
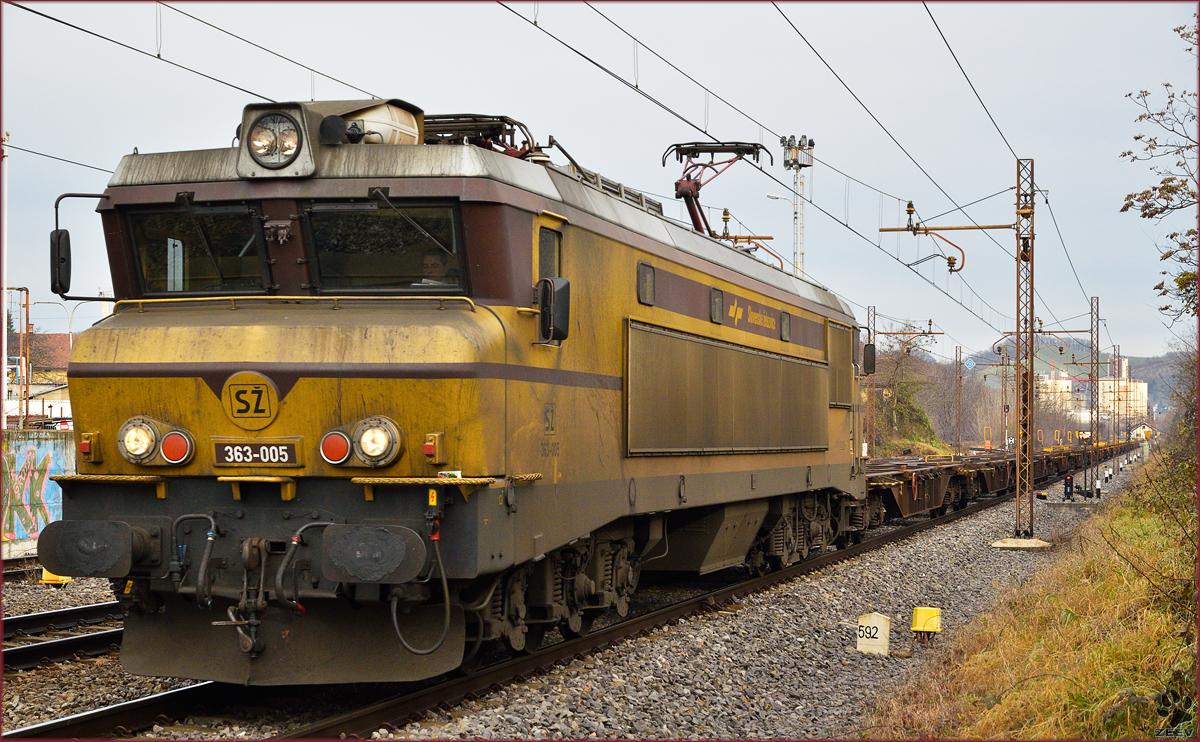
top-left (576, 2), bottom-right (1009, 324)
top-left (7, 2), bottom-right (276, 102)
top-left (583, 1), bottom-right (907, 203)
top-left (12, 2), bottom-right (1013, 338)
top-left (771, 2), bottom-right (970, 227)
top-left (3, 144), bottom-right (115, 174)
top-left (771, 1), bottom-right (1071, 327)
top-left (923, 187), bottom-right (1015, 224)
top-left (918, 3), bottom-right (1094, 323)
top-left (1042, 196), bottom-right (1092, 304)
top-left (157, 3), bottom-right (380, 99)
top-left (502, 1), bottom-right (1005, 331)
top-left (922, 2), bottom-right (1018, 160)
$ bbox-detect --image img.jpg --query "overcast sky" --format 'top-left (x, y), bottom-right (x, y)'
top-left (3, 1), bottom-right (1196, 361)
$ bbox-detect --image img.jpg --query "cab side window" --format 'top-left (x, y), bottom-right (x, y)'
top-left (538, 228), bottom-right (561, 280)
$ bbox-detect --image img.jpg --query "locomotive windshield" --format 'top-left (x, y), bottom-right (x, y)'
top-left (130, 208), bottom-right (268, 294)
top-left (305, 203), bottom-right (463, 291)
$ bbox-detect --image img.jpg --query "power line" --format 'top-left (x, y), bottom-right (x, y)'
top-left (1041, 195), bottom-right (1092, 303)
top-left (584, 1), bottom-right (907, 202)
top-left (922, 2), bottom-right (1018, 160)
top-left (923, 187), bottom-right (1015, 223)
top-left (3, 144), bottom-right (114, 174)
top-left (771, 2), bottom-right (968, 225)
top-left (584, 2), bottom-right (775, 138)
top-left (157, 3), bottom-right (379, 99)
top-left (916, 2), bottom-right (1090, 327)
top-left (7, 1), bottom-right (275, 102)
top-left (498, 2), bottom-right (707, 139)
top-left (771, 0), bottom-right (1076, 328)
top-left (502, 1), bottom-right (1004, 332)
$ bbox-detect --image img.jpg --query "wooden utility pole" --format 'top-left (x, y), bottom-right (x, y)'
top-left (1014, 159), bottom-right (1036, 539)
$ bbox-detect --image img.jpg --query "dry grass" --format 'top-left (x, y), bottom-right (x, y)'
top-left (861, 457), bottom-right (1197, 739)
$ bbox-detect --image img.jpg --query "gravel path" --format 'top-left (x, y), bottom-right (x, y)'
top-left (0, 455), bottom-right (1140, 739)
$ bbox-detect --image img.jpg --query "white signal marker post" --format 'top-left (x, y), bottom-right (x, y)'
top-left (856, 612), bottom-right (891, 655)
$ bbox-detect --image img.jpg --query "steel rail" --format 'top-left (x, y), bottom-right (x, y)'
top-left (3, 602), bottom-right (123, 641)
top-left (1, 682), bottom-right (222, 739)
top-left (281, 491), bottom-right (1024, 739)
top-left (0, 493), bottom-right (1016, 740)
top-left (3, 628), bottom-right (124, 671)
top-left (2, 556), bottom-right (42, 582)
top-left (4, 448), bottom-right (1134, 738)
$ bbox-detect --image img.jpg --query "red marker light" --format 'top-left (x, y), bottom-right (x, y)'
top-left (160, 432), bottom-right (192, 464)
top-left (422, 442), bottom-right (437, 456)
top-left (79, 440), bottom-right (91, 454)
top-left (321, 431), bottom-right (351, 465)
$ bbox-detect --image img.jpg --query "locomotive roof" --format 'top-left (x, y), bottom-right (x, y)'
top-left (109, 140), bottom-right (855, 322)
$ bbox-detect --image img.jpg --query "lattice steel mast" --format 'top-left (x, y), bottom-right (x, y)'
top-left (1089, 296), bottom-right (1099, 492)
top-left (1014, 159), bottom-right (1036, 538)
top-left (865, 306), bottom-right (876, 458)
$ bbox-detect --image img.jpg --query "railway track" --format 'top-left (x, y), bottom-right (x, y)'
top-left (3, 556), bottom-right (43, 583)
top-left (3, 603), bottom-right (126, 672)
top-left (4, 487), bottom-right (1024, 739)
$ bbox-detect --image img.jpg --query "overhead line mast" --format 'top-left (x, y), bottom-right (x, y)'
top-left (1014, 159), bottom-right (1036, 538)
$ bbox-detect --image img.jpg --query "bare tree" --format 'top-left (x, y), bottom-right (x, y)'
top-left (1121, 14), bottom-right (1198, 321)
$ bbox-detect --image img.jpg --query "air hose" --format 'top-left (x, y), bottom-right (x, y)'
top-left (274, 521), bottom-right (335, 612)
top-left (390, 539), bottom-right (451, 656)
top-left (171, 513), bottom-right (219, 608)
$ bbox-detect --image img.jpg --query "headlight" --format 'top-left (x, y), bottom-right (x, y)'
top-left (117, 418), bottom-right (159, 464)
top-left (124, 426), bottom-right (153, 455)
top-left (247, 112), bottom-right (302, 169)
top-left (351, 416), bottom-right (402, 467)
top-left (360, 428), bottom-right (389, 457)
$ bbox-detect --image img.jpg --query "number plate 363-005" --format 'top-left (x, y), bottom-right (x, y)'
top-left (212, 439), bottom-right (302, 467)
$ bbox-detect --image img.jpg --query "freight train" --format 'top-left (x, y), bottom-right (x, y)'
top-left (39, 98), bottom-right (1129, 685)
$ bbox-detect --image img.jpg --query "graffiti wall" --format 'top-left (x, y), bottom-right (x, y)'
top-left (3, 430), bottom-right (74, 556)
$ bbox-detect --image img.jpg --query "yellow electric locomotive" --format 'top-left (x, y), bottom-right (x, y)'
top-left (40, 98), bottom-right (868, 685)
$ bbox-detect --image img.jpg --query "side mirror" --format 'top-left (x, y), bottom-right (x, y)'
top-left (537, 277), bottom-right (570, 343)
top-left (50, 229), bottom-right (72, 295)
top-left (862, 342), bottom-right (876, 375)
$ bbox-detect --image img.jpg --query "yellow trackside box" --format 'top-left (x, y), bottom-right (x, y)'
top-left (912, 606), bottom-right (941, 633)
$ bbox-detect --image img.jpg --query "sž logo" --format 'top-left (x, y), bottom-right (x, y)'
top-left (220, 371), bottom-right (280, 431)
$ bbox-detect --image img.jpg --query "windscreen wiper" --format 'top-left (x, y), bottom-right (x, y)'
top-left (368, 187), bottom-right (455, 260)
top-left (175, 192), bottom-right (225, 284)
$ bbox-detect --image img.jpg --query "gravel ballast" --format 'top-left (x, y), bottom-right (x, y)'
top-left (378, 469), bottom-right (1136, 740)
top-left (0, 457), bottom-right (1140, 739)
top-left (2, 577), bottom-right (114, 618)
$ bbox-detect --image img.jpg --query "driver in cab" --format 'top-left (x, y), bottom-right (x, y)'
top-left (418, 248), bottom-right (458, 286)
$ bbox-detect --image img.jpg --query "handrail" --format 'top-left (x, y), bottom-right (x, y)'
top-left (114, 295), bottom-right (476, 313)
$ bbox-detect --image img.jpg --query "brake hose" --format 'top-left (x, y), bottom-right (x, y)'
top-left (391, 539), bottom-right (451, 655)
top-left (171, 513), bottom-right (218, 608)
top-left (274, 521), bottom-right (335, 612)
